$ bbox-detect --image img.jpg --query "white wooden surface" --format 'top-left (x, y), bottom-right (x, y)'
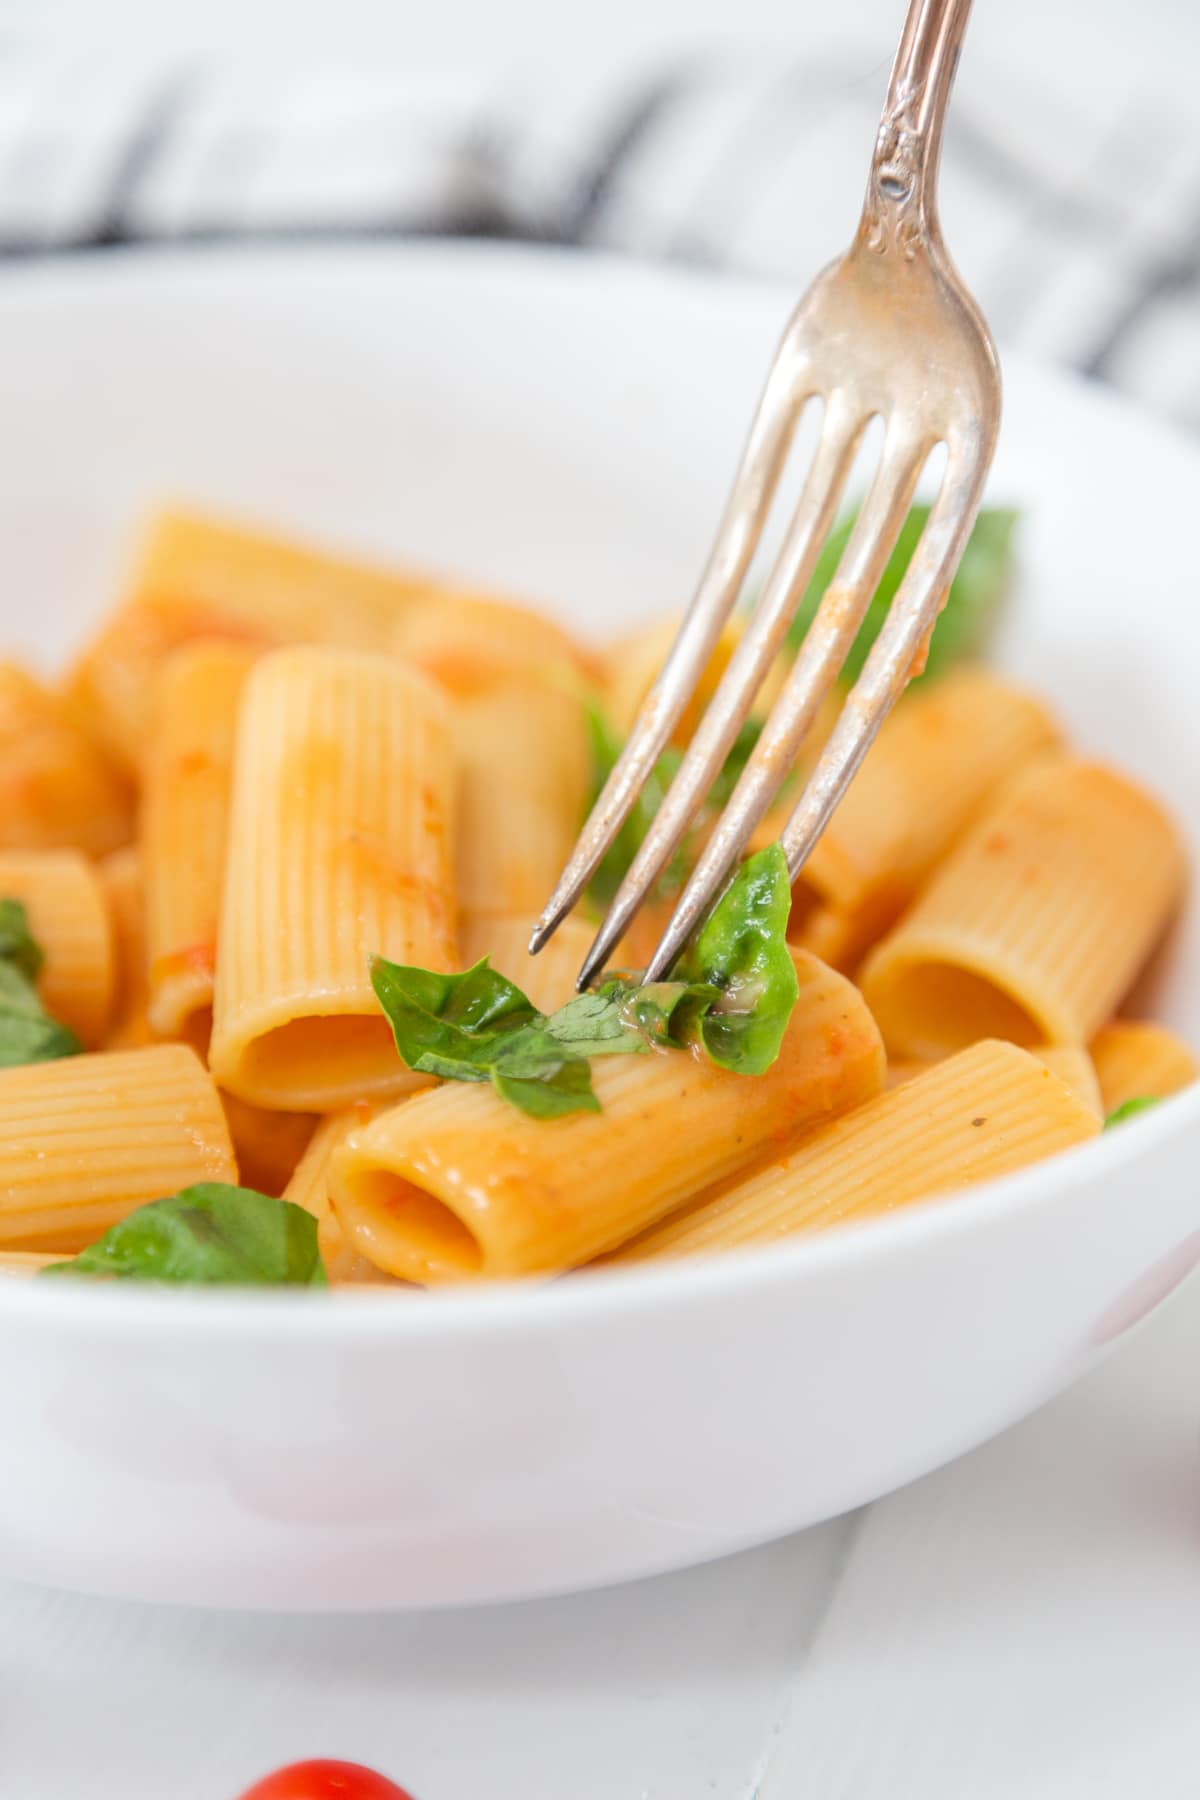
top-left (1, 1281), bottom-right (1196, 1800)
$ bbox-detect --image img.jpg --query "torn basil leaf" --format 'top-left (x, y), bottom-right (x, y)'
top-left (371, 954), bottom-right (603, 1118)
top-left (42, 1184), bottom-right (327, 1286)
top-left (493, 1057), bottom-right (601, 1119)
top-left (541, 989), bottom-right (648, 1058)
top-left (0, 1010), bottom-right (81, 1066)
top-left (787, 504), bottom-right (1018, 682)
top-left (0, 896), bottom-right (44, 982)
top-left (674, 843), bottom-right (799, 1075)
top-left (372, 846), bottom-right (798, 1119)
top-left (368, 956), bottom-right (540, 1084)
top-left (1103, 1096), bottom-right (1161, 1130)
top-left (0, 897), bottom-right (81, 1067)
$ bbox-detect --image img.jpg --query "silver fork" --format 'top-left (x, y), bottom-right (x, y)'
top-left (530, 0), bottom-right (1000, 989)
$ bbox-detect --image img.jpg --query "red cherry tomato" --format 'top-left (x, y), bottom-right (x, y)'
top-left (236, 1760), bottom-right (416, 1800)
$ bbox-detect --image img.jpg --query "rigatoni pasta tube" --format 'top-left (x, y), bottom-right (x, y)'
top-left (610, 1041), bottom-right (1100, 1264)
top-left (285, 1105), bottom-right (400, 1284)
top-left (65, 509), bottom-right (444, 766)
top-left (394, 590), bottom-right (588, 684)
top-left (1089, 1021), bottom-right (1198, 1113)
top-left (885, 1057), bottom-right (929, 1090)
top-left (0, 850), bottom-right (114, 1045)
top-left (861, 756), bottom-right (1186, 1057)
top-left (1033, 1045), bottom-right (1102, 1119)
top-left (143, 641), bottom-right (257, 1041)
top-left (450, 665), bottom-right (589, 924)
top-left (788, 900), bottom-right (882, 976)
top-left (127, 509), bottom-right (435, 647)
top-left (0, 1045), bottom-right (235, 1251)
top-left (209, 646), bottom-right (457, 1110)
top-left (792, 669), bottom-right (1060, 930)
top-left (459, 914), bottom-right (600, 1016)
top-left (329, 949), bottom-right (885, 1283)
top-left (399, 618), bottom-right (589, 926)
top-left (66, 597), bottom-right (270, 773)
top-left (0, 664), bottom-right (132, 855)
top-left (287, 1108), bottom-right (366, 1222)
top-left (98, 848), bottom-right (151, 1049)
top-left (220, 1094), bottom-right (316, 1198)
top-left (0, 1251), bottom-right (57, 1277)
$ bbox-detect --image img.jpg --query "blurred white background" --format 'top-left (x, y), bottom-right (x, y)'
top-left (1, 0), bottom-right (1198, 110)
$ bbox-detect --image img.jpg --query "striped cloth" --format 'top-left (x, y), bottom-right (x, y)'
top-left (3, 46), bottom-right (1200, 427)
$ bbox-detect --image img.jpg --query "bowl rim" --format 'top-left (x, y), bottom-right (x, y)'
top-left (3, 1079), bottom-right (1196, 1340)
top-left (2, 238), bottom-right (1199, 1341)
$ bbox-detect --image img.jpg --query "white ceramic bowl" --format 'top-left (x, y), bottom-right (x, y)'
top-left (1, 244), bottom-right (1198, 1613)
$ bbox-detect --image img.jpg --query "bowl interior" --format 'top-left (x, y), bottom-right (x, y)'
top-left (3, 242), bottom-right (1198, 1041)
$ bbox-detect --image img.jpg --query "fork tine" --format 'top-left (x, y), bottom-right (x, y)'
top-left (527, 338), bottom-right (813, 957)
top-left (575, 398), bottom-right (868, 991)
top-left (779, 445), bottom-right (989, 883)
top-left (639, 426), bottom-right (929, 982)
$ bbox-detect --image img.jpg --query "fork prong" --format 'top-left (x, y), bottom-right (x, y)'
top-left (779, 446), bottom-right (989, 883)
top-left (575, 399), bottom-right (868, 991)
top-left (640, 427), bottom-right (928, 982)
top-left (527, 338), bottom-right (813, 958)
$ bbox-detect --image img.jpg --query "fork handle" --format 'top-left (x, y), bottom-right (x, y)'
top-left (860, 0), bottom-right (974, 256)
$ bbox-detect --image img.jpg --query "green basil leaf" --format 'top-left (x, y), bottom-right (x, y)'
top-left (41, 1184), bottom-right (327, 1286)
top-left (542, 988), bottom-right (648, 1058)
top-left (616, 978), bottom-right (718, 1047)
top-left (493, 1057), bottom-right (601, 1119)
top-left (370, 846), bottom-right (799, 1118)
top-left (1104, 1096), bottom-right (1161, 1129)
top-left (0, 898), bottom-right (81, 1068)
top-left (674, 843), bottom-right (799, 1074)
top-left (373, 955), bottom-right (538, 1034)
top-left (406, 1049), bottom-right (492, 1084)
top-left (0, 897), bottom-right (43, 981)
top-left (787, 504), bottom-right (1018, 682)
top-left (370, 954), bottom-right (540, 1080)
top-left (485, 1025), bottom-right (568, 1078)
top-left (0, 1011), bottom-right (81, 1066)
top-left (0, 958), bottom-right (49, 1017)
top-left (372, 954), bottom-right (603, 1118)
top-left (544, 976), bottom-right (721, 1056)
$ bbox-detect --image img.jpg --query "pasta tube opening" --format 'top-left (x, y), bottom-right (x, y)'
top-left (237, 1013), bottom-right (406, 1103)
top-left (862, 756), bottom-right (1185, 1058)
top-left (341, 1171), bottom-right (483, 1279)
top-left (867, 956), bottom-right (1045, 1058)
